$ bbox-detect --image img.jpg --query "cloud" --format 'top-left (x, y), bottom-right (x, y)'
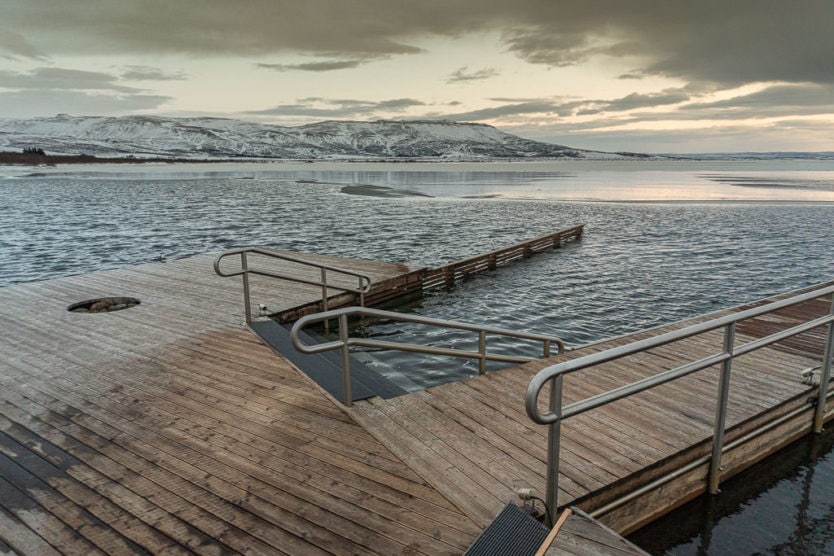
top-left (437, 101), bottom-right (565, 122)
top-left (0, 67), bottom-right (141, 93)
top-left (244, 97), bottom-right (426, 119)
top-left (257, 59), bottom-right (364, 72)
top-left (434, 87), bottom-right (695, 123)
top-left (447, 66), bottom-right (499, 83)
top-left (0, 28), bottom-right (47, 59)
top-left (684, 84), bottom-right (834, 112)
top-left (0, 90), bottom-right (170, 118)
top-left (597, 89), bottom-right (692, 112)
top-left (0, 66), bottom-right (171, 118)
top-left (120, 65), bottom-right (187, 81)
top-left (5, 1), bottom-right (831, 87)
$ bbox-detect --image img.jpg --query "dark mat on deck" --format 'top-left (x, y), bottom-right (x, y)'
top-left (251, 319), bottom-right (406, 403)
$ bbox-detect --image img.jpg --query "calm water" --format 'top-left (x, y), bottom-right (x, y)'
top-left (630, 423), bottom-right (834, 555)
top-left (2, 160), bottom-right (834, 553)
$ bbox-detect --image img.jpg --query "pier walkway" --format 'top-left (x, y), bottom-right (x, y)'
top-left (352, 282), bottom-right (834, 533)
top-left (0, 253), bottom-right (479, 554)
top-left (1, 238), bottom-right (832, 553)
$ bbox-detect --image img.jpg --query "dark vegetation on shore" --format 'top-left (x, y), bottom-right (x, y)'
top-left (0, 150), bottom-right (242, 166)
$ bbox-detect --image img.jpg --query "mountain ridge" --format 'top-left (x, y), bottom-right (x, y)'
top-left (0, 115), bottom-right (644, 160)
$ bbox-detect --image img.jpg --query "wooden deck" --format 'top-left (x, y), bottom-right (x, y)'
top-left (544, 508), bottom-right (648, 555)
top-left (3, 244), bottom-right (833, 554)
top-left (0, 253), bottom-right (481, 554)
top-left (351, 282), bottom-right (834, 533)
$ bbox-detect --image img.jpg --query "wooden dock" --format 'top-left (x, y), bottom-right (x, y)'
top-left (351, 281), bottom-right (834, 535)
top-left (0, 253), bottom-right (480, 554)
top-left (2, 237), bottom-right (833, 554)
top-left (276, 225), bottom-right (583, 322)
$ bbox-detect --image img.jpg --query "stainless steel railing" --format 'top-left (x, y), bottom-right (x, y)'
top-left (291, 306), bottom-right (566, 406)
top-left (213, 247), bottom-right (373, 324)
top-left (525, 283), bottom-right (834, 521)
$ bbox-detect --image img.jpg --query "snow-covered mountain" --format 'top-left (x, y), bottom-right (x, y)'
top-left (0, 115), bottom-right (640, 160)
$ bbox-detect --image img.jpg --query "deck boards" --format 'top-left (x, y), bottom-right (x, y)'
top-left (3, 247), bottom-right (832, 554)
top-left (352, 285), bottom-right (833, 531)
top-left (0, 253), bottom-right (479, 554)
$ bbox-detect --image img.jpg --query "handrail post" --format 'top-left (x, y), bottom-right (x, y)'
top-left (478, 330), bottom-right (487, 375)
top-left (339, 313), bottom-right (352, 406)
top-left (241, 251), bottom-right (252, 325)
top-left (321, 268), bottom-right (329, 334)
top-left (320, 268), bottom-right (329, 312)
top-left (545, 374), bottom-right (564, 526)
top-left (709, 322), bottom-right (735, 494)
top-left (813, 297), bottom-right (834, 432)
top-left (543, 340), bottom-right (551, 358)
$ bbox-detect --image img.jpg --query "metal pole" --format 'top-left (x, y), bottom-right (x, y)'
top-left (709, 322), bottom-right (735, 494)
top-left (478, 330), bottom-right (487, 375)
top-left (321, 268), bottom-right (329, 312)
top-left (544, 340), bottom-right (551, 358)
top-left (359, 277), bottom-right (365, 306)
top-left (322, 268), bottom-right (329, 334)
top-left (241, 251), bottom-right (252, 325)
top-left (813, 297), bottom-right (834, 432)
top-left (339, 313), bottom-right (352, 406)
top-left (545, 374), bottom-right (564, 526)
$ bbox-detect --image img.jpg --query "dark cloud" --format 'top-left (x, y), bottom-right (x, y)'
top-left (502, 28), bottom-right (613, 67)
top-left (437, 101), bottom-right (566, 122)
top-left (5, 1), bottom-right (832, 86)
top-left (0, 67), bottom-right (141, 93)
top-left (257, 60), bottom-right (363, 72)
top-left (121, 65), bottom-right (187, 81)
top-left (244, 97), bottom-right (426, 118)
top-left (0, 28), bottom-right (47, 59)
top-left (436, 87), bottom-right (695, 122)
top-left (684, 84), bottom-right (834, 111)
top-left (447, 66), bottom-right (499, 83)
top-left (600, 89), bottom-right (692, 112)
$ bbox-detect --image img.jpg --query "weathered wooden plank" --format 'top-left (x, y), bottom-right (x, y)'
top-left (0, 249), bottom-right (482, 554)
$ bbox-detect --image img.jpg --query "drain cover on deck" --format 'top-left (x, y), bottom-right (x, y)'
top-left (68, 297), bottom-right (141, 313)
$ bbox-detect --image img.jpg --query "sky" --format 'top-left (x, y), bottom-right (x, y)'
top-left (1, 0), bottom-right (832, 153)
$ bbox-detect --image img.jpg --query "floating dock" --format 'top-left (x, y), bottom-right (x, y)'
top-left (1, 228), bottom-right (832, 554)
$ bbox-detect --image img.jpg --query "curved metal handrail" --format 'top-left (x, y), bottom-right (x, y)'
top-left (291, 306), bottom-right (566, 406)
top-left (214, 247), bottom-right (373, 324)
top-left (524, 282), bottom-right (834, 519)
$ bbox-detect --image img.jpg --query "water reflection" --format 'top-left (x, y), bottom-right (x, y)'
top-left (630, 424), bottom-right (834, 555)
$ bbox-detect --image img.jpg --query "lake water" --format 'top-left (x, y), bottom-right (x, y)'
top-left (2, 159), bottom-right (834, 553)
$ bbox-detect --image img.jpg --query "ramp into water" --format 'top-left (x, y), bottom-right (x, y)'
top-left (251, 320), bottom-right (406, 402)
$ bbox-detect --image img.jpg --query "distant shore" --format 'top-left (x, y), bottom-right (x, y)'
top-left (0, 152), bottom-right (256, 166)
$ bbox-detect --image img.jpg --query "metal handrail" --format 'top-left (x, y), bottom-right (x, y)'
top-left (291, 306), bottom-right (566, 406)
top-left (214, 247), bottom-right (373, 324)
top-left (525, 283), bottom-right (834, 521)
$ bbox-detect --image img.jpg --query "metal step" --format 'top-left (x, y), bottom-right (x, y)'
top-left (465, 503), bottom-right (549, 556)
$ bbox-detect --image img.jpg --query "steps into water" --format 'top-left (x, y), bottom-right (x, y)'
top-left (250, 319), bottom-right (406, 402)
top-left (464, 503), bottom-right (549, 556)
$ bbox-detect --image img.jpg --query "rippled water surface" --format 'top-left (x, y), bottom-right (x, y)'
top-left (3, 163), bottom-right (834, 370)
top-left (2, 160), bottom-right (834, 554)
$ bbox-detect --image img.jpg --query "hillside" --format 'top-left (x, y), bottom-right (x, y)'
top-left (0, 115), bottom-right (642, 160)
